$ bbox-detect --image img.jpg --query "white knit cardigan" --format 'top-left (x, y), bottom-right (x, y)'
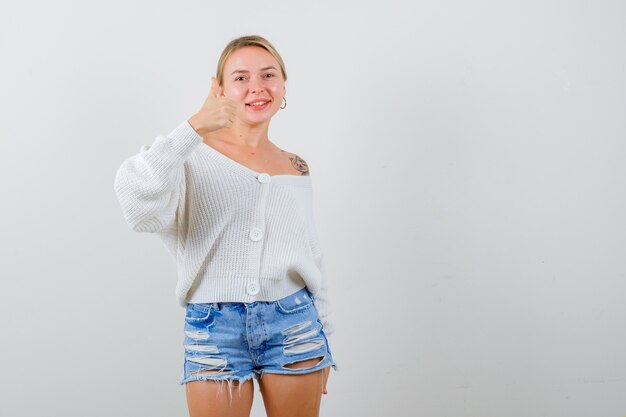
top-left (114, 120), bottom-right (334, 335)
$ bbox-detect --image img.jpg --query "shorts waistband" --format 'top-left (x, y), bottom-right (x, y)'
top-left (208, 286), bottom-right (312, 311)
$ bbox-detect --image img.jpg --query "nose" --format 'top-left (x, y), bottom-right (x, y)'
top-left (248, 76), bottom-right (265, 94)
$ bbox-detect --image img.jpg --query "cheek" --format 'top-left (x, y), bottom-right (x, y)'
top-left (224, 85), bottom-right (246, 99)
top-left (231, 92), bottom-right (246, 101)
top-left (269, 84), bottom-right (283, 95)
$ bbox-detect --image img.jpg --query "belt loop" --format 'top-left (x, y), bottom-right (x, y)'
top-left (212, 302), bottom-right (220, 310)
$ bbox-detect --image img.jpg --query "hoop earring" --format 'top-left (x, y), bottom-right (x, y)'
top-left (280, 97), bottom-right (287, 109)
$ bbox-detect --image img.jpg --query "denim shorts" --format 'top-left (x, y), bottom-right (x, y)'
top-left (179, 286), bottom-right (337, 389)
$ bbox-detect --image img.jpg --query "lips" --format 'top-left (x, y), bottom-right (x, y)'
top-left (246, 99), bottom-right (272, 106)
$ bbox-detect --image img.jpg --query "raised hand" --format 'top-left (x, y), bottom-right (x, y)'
top-left (187, 76), bottom-right (238, 136)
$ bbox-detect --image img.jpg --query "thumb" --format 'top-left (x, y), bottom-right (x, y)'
top-left (209, 76), bottom-right (222, 98)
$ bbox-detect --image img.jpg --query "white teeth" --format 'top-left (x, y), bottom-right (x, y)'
top-left (249, 100), bottom-right (268, 106)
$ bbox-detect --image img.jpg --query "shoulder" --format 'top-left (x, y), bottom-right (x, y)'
top-left (278, 148), bottom-right (310, 176)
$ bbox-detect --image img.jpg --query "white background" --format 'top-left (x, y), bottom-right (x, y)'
top-left (1, 1), bottom-right (625, 416)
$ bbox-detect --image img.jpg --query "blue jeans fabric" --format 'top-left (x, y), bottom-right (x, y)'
top-left (179, 286), bottom-right (336, 386)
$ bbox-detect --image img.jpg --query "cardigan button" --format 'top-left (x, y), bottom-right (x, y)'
top-left (246, 282), bottom-right (260, 295)
top-left (249, 227), bottom-right (263, 241)
top-left (258, 173), bottom-right (271, 183)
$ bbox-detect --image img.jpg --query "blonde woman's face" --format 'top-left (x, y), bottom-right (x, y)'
top-left (221, 46), bottom-right (286, 126)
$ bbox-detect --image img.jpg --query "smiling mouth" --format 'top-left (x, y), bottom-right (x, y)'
top-left (246, 100), bottom-right (271, 107)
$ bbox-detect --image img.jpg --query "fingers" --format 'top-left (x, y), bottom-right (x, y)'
top-left (223, 96), bottom-right (238, 123)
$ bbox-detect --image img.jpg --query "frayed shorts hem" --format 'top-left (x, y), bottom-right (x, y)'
top-left (179, 372), bottom-right (259, 386)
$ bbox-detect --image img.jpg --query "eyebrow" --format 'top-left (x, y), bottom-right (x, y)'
top-left (230, 66), bottom-right (278, 75)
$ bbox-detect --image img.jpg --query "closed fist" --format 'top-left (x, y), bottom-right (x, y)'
top-left (188, 76), bottom-right (238, 136)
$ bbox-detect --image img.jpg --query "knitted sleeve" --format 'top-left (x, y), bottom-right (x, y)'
top-left (313, 252), bottom-right (335, 337)
top-left (114, 120), bottom-right (203, 233)
top-left (306, 179), bottom-right (335, 338)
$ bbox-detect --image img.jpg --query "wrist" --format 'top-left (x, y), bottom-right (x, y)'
top-left (187, 114), bottom-right (206, 137)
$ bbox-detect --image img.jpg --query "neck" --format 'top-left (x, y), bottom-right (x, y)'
top-left (217, 119), bottom-right (272, 150)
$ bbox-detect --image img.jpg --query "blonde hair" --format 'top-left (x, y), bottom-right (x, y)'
top-left (216, 35), bottom-right (287, 86)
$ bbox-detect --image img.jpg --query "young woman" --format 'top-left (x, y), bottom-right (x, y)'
top-left (114, 35), bottom-right (337, 417)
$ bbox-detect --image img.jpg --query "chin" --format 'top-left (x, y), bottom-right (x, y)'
top-left (242, 116), bottom-right (270, 126)
top-left (245, 112), bottom-right (275, 123)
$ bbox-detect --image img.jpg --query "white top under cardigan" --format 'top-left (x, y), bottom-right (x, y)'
top-left (113, 120), bottom-right (334, 336)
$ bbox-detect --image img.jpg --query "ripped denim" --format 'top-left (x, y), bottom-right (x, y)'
top-left (179, 286), bottom-right (337, 404)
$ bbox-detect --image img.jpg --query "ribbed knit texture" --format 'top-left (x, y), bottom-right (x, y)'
top-left (113, 120), bottom-right (334, 336)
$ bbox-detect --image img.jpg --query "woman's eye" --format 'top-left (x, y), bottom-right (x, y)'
top-left (235, 74), bottom-right (274, 81)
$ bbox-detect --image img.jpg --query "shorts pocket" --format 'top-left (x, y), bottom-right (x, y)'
top-left (185, 303), bottom-right (215, 326)
top-left (275, 289), bottom-right (314, 314)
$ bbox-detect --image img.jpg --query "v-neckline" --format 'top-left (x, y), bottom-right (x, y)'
top-left (198, 141), bottom-right (311, 181)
